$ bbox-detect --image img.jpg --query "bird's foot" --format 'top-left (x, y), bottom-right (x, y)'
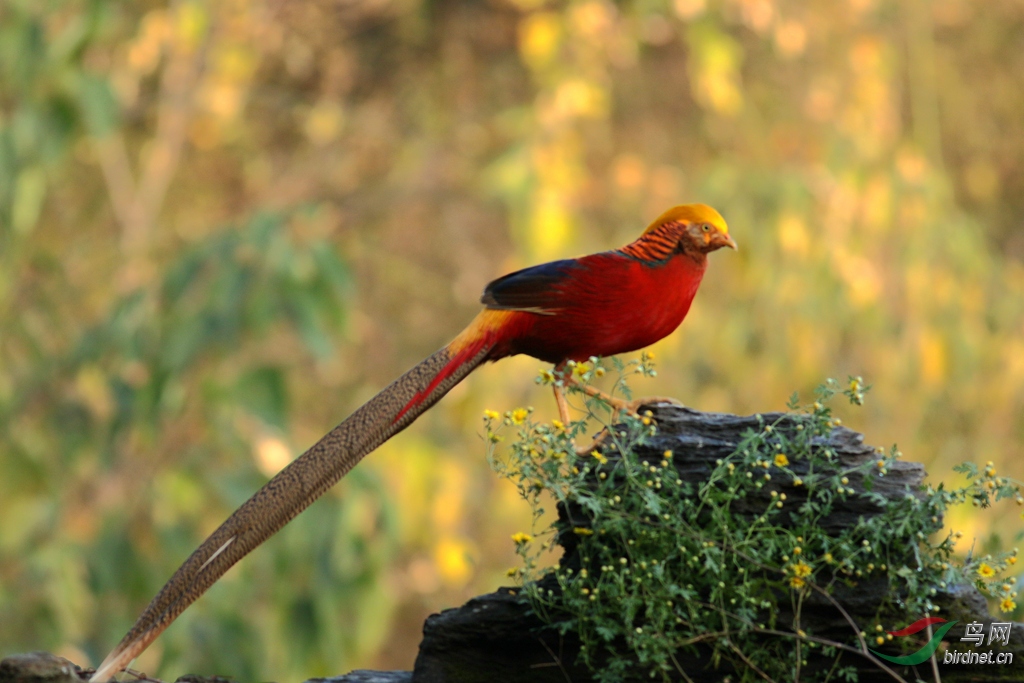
top-left (622, 395), bottom-right (684, 414)
top-left (601, 395), bottom-right (684, 417)
top-left (570, 398), bottom-right (684, 457)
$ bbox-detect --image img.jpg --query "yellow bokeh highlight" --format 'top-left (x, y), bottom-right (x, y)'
top-left (834, 251), bottom-right (882, 307)
top-left (551, 79), bottom-right (607, 120)
top-left (568, 1), bottom-right (613, 41)
top-left (774, 20), bottom-right (807, 57)
top-left (673, 0), bottom-right (706, 20)
top-left (518, 12), bottom-right (561, 69)
top-left (689, 28), bottom-right (744, 116)
top-left (918, 330), bottom-right (947, 387)
top-left (431, 458), bottom-right (468, 530)
top-left (738, 0), bottom-right (775, 34)
top-left (254, 436), bottom-right (292, 477)
top-left (777, 214), bottom-right (810, 258)
top-left (174, 1), bottom-right (208, 52)
top-left (527, 189), bottom-right (573, 259)
top-left (433, 536), bottom-right (475, 586)
top-left (304, 102), bottom-right (346, 145)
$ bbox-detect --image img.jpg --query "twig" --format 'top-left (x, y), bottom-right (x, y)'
top-left (794, 590), bottom-right (804, 683)
top-left (668, 651), bottom-right (696, 683)
top-left (806, 580), bottom-right (871, 655)
top-left (90, 1), bottom-right (209, 270)
top-left (534, 636), bottom-right (573, 683)
top-left (725, 638), bottom-right (777, 683)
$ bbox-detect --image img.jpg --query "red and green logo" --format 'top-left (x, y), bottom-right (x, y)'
top-left (869, 617), bottom-right (959, 665)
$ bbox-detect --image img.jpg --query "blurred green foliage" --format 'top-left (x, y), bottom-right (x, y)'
top-left (0, 0), bottom-right (1022, 680)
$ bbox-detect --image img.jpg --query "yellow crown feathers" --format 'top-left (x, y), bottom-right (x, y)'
top-left (643, 203), bottom-right (729, 236)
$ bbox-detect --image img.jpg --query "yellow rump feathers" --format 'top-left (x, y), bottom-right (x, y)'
top-left (643, 203), bottom-right (729, 236)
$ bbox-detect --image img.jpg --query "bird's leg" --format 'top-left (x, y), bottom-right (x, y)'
top-left (553, 363), bottom-right (681, 455)
top-left (552, 366), bottom-right (594, 455)
top-left (562, 375), bottom-right (684, 416)
top-left (553, 383), bottom-right (572, 426)
top-left (564, 378), bottom-right (631, 414)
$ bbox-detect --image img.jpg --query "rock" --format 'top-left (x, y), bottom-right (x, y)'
top-left (0, 653), bottom-right (85, 683)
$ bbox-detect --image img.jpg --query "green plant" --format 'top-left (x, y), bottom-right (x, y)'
top-left (487, 357), bottom-right (1022, 682)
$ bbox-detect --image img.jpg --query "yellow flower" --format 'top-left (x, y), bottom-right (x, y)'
top-left (774, 454), bottom-right (789, 467)
top-left (551, 419), bottom-right (565, 431)
top-left (791, 561), bottom-right (812, 578)
top-left (1008, 557), bottom-right (1017, 565)
top-left (978, 562), bottom-right (996, 578)
top-left (792, 478), bottom-right (804, 487)
top-left (506, 567), bottom-right (520, 577)
top-left (1000, 597), bottom-right (1017, 613)
top-left (573, 527), bottom-right (594, 536)
top-left (573, 362), bottom-right (590, 378)
top-left (823, 553), bottom-right (833, 564)
top-left (511, 532), bottom-right (533, 544)
top-left (484, 409), bottom-right (500, 420)
top-left (590, 450), bottom-right (608, 465)
top-left (510, 408), bottom-right (529, 425)
top-left (538, 369), bottom-right (555, 383)
top-left (789, 576), bottom-right (806, 589)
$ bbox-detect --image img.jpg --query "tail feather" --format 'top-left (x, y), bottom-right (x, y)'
top-left (91, 337), bottom-right (494, 682)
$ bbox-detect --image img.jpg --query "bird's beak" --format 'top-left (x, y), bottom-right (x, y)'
top-left (717, 233), bottom-right (738, 251)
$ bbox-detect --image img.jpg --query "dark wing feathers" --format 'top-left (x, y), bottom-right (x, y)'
top-left (480, 258), bottom-right (582, 315)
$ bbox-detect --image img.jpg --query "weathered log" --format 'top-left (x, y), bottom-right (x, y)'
top-left (411, 405), bottom-right (1024, 682)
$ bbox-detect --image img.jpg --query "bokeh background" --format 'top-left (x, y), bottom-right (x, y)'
top-left (2, 0), bottom-right (1023, 678)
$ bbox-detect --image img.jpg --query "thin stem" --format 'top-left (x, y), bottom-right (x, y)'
top-left (668, 652), bottom-right (696, 683)
top-left (806, 580), bottom-right (871, 655)
top-left (725, 638), bottom-right (777, 683)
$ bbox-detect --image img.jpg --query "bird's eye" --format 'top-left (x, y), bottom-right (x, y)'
top-left (701, 224), bottom-right (711, 232)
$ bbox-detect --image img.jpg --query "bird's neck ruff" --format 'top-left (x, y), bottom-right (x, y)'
top-left (619, 221), bottom-right (699, 265)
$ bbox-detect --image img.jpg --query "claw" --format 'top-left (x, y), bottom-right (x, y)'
top-left (624, 396), bottom-right (684, 413)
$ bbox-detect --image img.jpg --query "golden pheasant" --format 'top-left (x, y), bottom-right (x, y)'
top-left (91, 203), bottom-right (735, 681)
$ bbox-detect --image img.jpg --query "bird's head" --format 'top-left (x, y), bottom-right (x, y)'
top-left (643, 203), bottom-right (737, 254)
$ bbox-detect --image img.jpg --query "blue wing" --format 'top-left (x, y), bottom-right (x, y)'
top-left (480, 259), bottom-right (583, 315)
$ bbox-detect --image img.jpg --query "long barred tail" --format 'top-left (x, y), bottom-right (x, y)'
top-left (91, 335), bottom-right (496, 682)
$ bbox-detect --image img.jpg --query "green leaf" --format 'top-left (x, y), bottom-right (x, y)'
top-left (11, 165), bottom-right (45, 234)
top-left (235, 366), bottom-right (288, 430)
top-left (75, 73), bottom-right (119, 135)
